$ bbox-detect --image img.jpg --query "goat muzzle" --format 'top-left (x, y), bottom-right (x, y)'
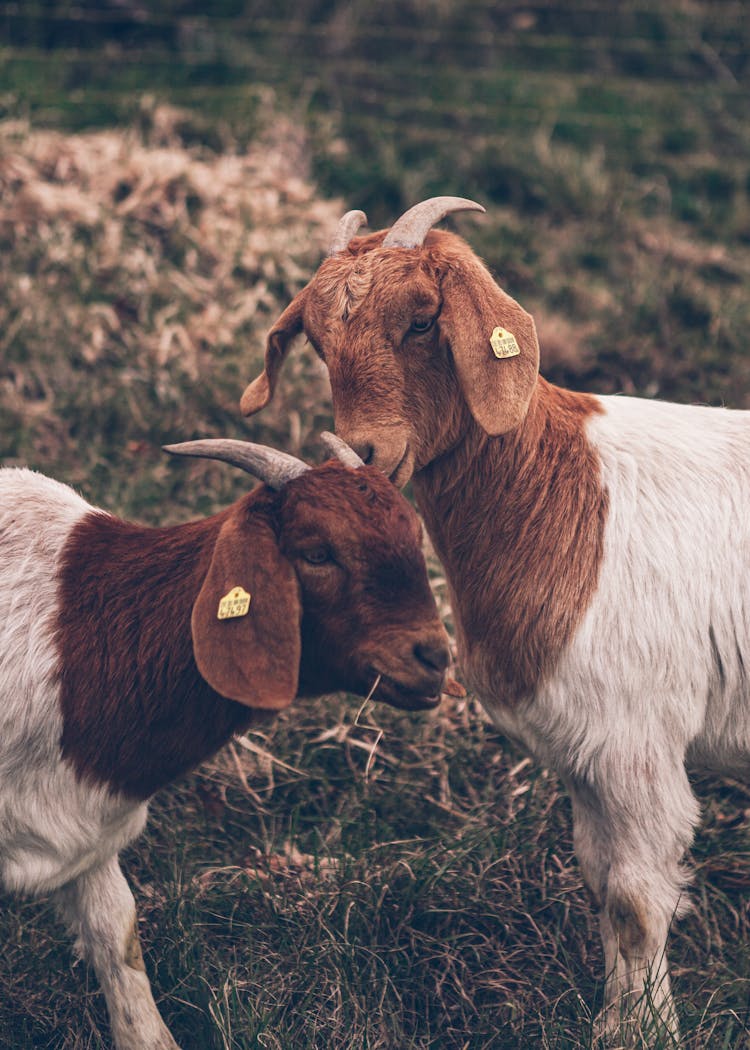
top-left (366, 627), bottom-right (451, 711)
top-left (335, 427), bottom-right (414, 488)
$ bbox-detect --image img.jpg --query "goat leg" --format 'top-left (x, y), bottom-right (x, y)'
top-left (567, 754), bottom-right (697, 1048)
top-left (55, 857), bottom-right (181, 1050)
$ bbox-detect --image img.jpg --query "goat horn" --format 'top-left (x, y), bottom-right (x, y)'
top-left (163, 439), bottom-right (310, 490)
top-left (320, 431), bottom-right (365, 468)
top-left (328, 209), bottom-right (368, 256)
top-left (382, 196), bottom-right (485, 249)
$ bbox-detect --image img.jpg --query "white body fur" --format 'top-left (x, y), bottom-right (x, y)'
top-left (0, 469), bottom-right (148, 895)
top-left (483, 395), bottom-right (750, 765)
top-left (471, 395), bottom-right (750, 1040)
top-left (0, 468), bottom-right (179, 1050)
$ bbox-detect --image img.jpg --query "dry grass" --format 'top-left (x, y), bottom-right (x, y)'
top-left (0, 99), bottom-right (338, 520)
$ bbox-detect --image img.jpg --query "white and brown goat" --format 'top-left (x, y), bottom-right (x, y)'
top-left (242, 198), bottom-right (750, 1043)
top-left (0, 434), bottom-right (449, 1050)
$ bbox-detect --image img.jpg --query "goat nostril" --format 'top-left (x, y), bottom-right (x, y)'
top-left (414, 642), bottom-right (450, 675)
top-left (351, 442), bottom-right (374, 465)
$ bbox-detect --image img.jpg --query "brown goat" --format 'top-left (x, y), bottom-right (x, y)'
top-left (0, 434), bottom-right (449, 1050)
top-left (240, 198), bottom-right (749, 1045)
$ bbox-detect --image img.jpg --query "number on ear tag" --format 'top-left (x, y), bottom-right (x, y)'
top-left (217, 586), bottom-right (252, 620)
top-left (490, 326), bottom-right (520, 359)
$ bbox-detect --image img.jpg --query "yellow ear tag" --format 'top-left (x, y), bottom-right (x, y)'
top-left (490, 326), bottom-right (521, 359)
top-left (217, 586), bottom-right (252, 620)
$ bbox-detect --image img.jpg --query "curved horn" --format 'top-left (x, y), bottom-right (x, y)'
top-left (328, 209), bottom-right (367, 256)
top-left (320, 431), bottom-right (365, 468)
top-left (382, 196), bottom-right (485, 249)
top-left (163, 439), bottom-right (310, 491)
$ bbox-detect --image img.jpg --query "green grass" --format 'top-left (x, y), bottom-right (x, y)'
top-left (2, 2), bottom-right (750, 1046)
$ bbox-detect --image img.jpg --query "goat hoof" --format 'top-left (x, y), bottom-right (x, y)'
top-left (592, 1006), bottom-right (631, 1048)
top-left (593, 1003), bottom-right (681, 1049)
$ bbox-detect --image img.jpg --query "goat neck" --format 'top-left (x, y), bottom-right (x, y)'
top-left (412, 377), bottom-right (608, 707)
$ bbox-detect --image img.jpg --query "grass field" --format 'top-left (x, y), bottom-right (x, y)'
top-left (1, 3), bottom-right (750, 1047)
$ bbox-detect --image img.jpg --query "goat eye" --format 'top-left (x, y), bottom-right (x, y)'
top-left (410, 316), bottom-right (435, 334)
top-left (301, 547), bottom-right (331, 566)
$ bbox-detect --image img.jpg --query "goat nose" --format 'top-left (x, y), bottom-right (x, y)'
top-left (413, 641), bottom-right (450, 674)
top-left (350, 441), bottom-right (374, 464)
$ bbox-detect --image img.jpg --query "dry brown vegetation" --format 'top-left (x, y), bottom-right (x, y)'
top-left (0, 101), bottom-right (337, 521)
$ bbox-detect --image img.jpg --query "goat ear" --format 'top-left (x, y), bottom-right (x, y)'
top-left (437, 255), bottom-right (539, 435)
top-left (240, 290), bottom-right (307, 416)
top-left (191, 509), bottom-right (301, 709)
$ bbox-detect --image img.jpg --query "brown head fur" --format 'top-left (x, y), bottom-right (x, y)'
top-left (241, 229), bottom-right (540, 486)
top-left (57, 461), bottom-right (448, 799)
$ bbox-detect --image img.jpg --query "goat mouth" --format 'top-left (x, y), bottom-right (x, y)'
top-left (388, 445), bottom-right (414, 490)
top-left (368, 669), bottom-right (442, 711)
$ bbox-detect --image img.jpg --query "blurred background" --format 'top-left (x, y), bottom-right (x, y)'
top-left (1, 4), bottom-right (749, 1048)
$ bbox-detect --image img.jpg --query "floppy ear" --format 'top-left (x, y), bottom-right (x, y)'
top-left (191, 508), bottom-right (301, 709)
top-left (437, 253), bottom-right (539, 436)
top-left (240, 289), bottom-right (308, 416)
